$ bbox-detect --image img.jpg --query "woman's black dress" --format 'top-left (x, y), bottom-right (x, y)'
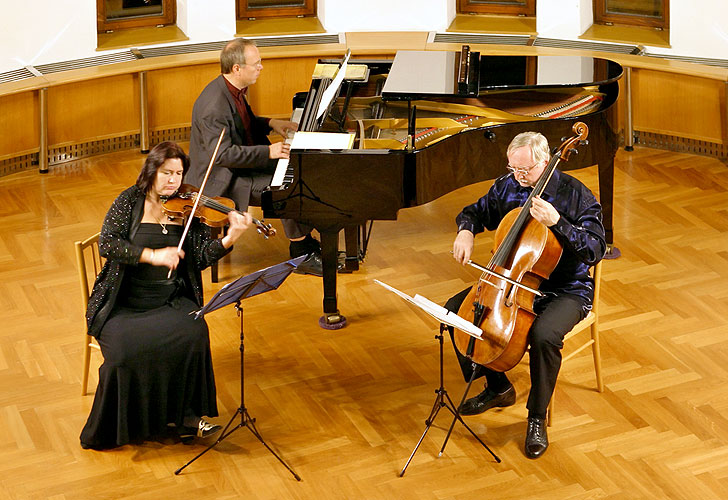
top-left (80, 224), bottom-right (217, 449)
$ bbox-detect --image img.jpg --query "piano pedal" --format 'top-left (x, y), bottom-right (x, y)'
top-left (337, 250), bottom-right (361, 273)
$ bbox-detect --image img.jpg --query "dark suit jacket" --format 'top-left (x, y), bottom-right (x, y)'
top-left (188, 75), bottom-right (275, 197)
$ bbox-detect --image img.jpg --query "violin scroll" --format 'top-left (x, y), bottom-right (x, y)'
top-left (556, 122), bottom-right (589, 163)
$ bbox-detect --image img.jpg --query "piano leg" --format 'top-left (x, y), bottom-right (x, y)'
top-left (319, 229), bottom-right (347, 329)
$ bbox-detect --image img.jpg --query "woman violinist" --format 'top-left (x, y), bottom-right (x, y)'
top-left (448, 131), bottom-right (606, 459)
top-left (80, 141), bottom-right (253, 450)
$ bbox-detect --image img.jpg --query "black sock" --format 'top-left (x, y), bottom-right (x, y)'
top-left (485, 371), bottom-right (511, 394)
top-left (290, 234), bottom-right (320, 258)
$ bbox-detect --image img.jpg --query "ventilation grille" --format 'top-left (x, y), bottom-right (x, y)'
top-left (138, 34), bottom-right (341, 58)
top-left (0, 67), bottom-right (37, 84)
top-left (0, 152), bottom-right (36, 177)
top-left (532, 38), bottom-right (641, 55)
top-left (635, 131), bottom-right (727, 160)
top-left (35, 51), bottom-right (139, 74)
top-left (138, 41), bottom-right (228, 58)
top-left (253, 33), bottom-right (341, 47)
top-left (49, 135), bottom-right (140, 164)
top-left (433, 33), bottom-right (531, 46)
top-left (643, 53), bottom-right (728, 69)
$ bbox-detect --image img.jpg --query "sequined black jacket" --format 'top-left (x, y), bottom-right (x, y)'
top-left (86, 185), bottom-right (232, 337)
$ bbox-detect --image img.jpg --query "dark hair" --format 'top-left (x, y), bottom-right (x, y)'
top-left (220, 38), bottom-right (256, 74)
top-left (135, 141), bottom-right (190, 194)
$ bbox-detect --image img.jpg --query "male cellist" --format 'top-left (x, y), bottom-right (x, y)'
top-left (448, 131), bottom-right (606, 459)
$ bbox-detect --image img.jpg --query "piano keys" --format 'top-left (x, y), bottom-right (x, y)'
top-left (262, 47), bottom-right (622, 327)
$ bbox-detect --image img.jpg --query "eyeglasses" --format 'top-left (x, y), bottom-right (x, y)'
top-left (506, 162), bottom-right (540, 176)
top-left (242, 60), bottom-right (263, 69)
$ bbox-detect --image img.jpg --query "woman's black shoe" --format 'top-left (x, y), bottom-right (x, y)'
top-left (178, 417), bottom-right (222, 442)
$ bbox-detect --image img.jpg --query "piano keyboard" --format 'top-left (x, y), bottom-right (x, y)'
top-left (270, 108), bottom-right (303, 188)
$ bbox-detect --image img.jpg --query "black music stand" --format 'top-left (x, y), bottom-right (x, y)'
top-left (372, 280), bottom-right (500, 476)
top-left (175, 255), bottom-right (306, 480)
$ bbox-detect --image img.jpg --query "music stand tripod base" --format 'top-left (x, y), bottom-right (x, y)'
top-left (399, 324), bottom-right (500, 477)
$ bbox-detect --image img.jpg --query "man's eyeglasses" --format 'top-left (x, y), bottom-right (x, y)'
top-left (506, 162), bottom-right (540, 176)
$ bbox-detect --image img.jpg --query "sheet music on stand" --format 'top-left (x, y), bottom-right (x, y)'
top-left (270, 131), bottom-right (355, 187)
top-left (315, 49), bottom-right (351, 121)
top-left (374, 279), bottom-right (482, 338)
top-left (193, 255), bottom-right (307, 319)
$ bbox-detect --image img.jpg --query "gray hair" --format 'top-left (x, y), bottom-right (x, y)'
top-left (507, 132), bottom-right (550, 164)
top-left (220, 38), bottom-right (256, 74)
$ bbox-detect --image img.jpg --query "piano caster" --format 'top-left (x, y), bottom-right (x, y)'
top-left (319, 313), bottom-right (348, 330)
top-left (604, 244), bottom-right (621, 260)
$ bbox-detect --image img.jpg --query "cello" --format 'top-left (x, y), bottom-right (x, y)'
top-left (454, 122), bottom-right (589, 372)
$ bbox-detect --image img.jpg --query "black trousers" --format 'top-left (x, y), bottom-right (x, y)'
top-left (445, 287), bottom-right (586, 418)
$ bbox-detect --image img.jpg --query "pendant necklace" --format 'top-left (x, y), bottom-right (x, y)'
top-left (156, 213), bottom-right (168, 235)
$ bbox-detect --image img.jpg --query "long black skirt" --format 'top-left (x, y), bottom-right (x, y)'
top-left (80, 296), bottom-right (217, 449)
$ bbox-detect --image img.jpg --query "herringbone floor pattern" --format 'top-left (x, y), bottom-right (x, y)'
top-left (1, 145), bottom-right (727, 499)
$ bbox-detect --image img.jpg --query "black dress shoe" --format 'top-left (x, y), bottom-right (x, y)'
top-left (459, 385), bottom-right (516, 416)
top-left (293, 253), bottom-right (323, 277)
top-left (525, 417), bottom-right (549, 459)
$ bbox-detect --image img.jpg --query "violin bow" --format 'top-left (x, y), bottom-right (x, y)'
top-left (168, 128), bottom-right (225, 278)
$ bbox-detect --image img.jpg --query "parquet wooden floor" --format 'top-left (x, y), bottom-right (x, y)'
top-left (1, 145), bottom-right (727, 499)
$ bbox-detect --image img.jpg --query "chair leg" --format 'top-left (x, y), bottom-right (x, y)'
top-left (591, 323), bottom-right (604, 393)
top-left (547, 396), bottom-right (554, 427)
top-left (82, 338), bottom-right (91, 396)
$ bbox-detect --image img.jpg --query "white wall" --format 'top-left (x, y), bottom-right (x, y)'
top-left (0, 0), bottom-right (726, 74)
top-left (319, 0), bottom-right (453, 32)
top-left (1, 0), bottom-right (98, 70)
top-left (537, 0), bottom-right (728, 60)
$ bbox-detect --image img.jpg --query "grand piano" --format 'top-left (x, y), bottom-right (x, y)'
top-left (262, 47), bottom-right (622, 328)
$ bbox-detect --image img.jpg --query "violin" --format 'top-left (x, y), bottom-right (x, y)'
top-left (162, 184), bottom-right (276, 238)
top-left (454, 122), bottom-right (588, 372)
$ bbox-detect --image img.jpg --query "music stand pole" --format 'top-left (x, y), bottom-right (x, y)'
top-left (399, 325), bottom-right (500, 477)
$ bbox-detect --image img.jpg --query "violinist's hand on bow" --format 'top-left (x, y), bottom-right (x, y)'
top-left (149, 246), bottom-right (185, 271)
top-left (530, 196), bottom-right (560, 227)
top-left (453, 229), bottom-right (475, 265)
top-left (222, 210), bottom-right (254, 249)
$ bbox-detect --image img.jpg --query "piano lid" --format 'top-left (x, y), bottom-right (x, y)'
top-left (381, 50), bottom-right (623, 101)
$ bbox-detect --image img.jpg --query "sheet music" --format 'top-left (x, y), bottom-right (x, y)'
top-left (316, 50), bottom-right (351, 120)
top-left (374, 279), bottom-right (482, 338)
top-left (271, 131), bottom-right (355, 187)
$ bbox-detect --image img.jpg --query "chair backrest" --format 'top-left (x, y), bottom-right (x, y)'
top-left (591, 260), bottom-right (603, 318)
top-left (74, 233), bottom-right (102, 313)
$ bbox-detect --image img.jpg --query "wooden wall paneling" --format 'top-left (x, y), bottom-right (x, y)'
top-left (0, 91), bottom-right (39, 159)
top-left (248, 56), bottom-right (324, 117)
top-left (147, 63), bottom-right (219, 131)
top-left (47, 73), bottom-right (139, 147)
top-left (632, 68), bottom-right (725, 144)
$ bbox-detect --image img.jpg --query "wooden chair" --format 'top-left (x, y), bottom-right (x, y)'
top-left (547, 260), bottom-right (604, 426)
top-left (75, 232), bottom-right (103, 396)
